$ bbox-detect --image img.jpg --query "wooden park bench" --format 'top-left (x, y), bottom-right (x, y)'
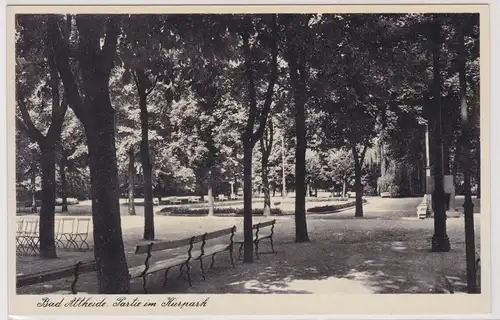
top-left (16, 260), bottom-right (97, 294)
top-left (235, 220), bottom-right (276, 260)
top-left (129, 226), bottom-right (236, 293)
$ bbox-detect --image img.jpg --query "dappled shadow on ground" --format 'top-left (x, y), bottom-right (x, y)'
top-left (171, 219), bottom-right (479, 295)
top-left (17, 216), bottom-right (479, 295)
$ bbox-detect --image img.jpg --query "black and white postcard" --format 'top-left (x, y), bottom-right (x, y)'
top-left (6, 3), bottom-right (492, 317)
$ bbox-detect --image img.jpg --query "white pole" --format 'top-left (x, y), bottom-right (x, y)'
top-left (282, 134), bottom-right (286, 198)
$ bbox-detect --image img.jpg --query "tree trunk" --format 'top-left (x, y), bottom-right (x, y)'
top-left (457, 19), bottom-right (478, 292)
top-left (86, 97), bottom-right (130, 294)
top-left (49, 14), bottom-right (129, 293)
top-left (342, 180), bottom-right (346, 198)
top-left (353, 156), bottom-right (364, 217)
top-left (39, 147), bottom-right (57, 258)
top-left (243, 142), bottom-right (254, 262)
top-left (59, 154), bottom-right (68, 212)
top-left (139, 94), bottom-right (154, 240)
top-left (294, 91), bottom-right (309, 243)
top-left (260, 139), bottom-right (272, 217)
top-left (128, 148), bottom-right (136, 216)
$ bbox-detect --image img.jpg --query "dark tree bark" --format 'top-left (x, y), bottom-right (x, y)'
top-left (285, 19), bottom-right (310, 243)
top-left (352, 145), bottom-right (367, 218)
top-left (39, 147), bottom-right (58, 258)
top-left (16, 42), bottom-right (68, 258)
top-left (59, 152), bottom-right (69, 212)
top-left (241, 15), bottom-right (278, 262)
top-left (133, 69), bottom-right (157, 240)
top-left (49, 15), bottom-right (130, 293)
top-left (243, 141), bottom-right (254, 261)
top-left (457, 18), bottom-right (478, 293)
top-left (128, 147), bottom-right (136, 216)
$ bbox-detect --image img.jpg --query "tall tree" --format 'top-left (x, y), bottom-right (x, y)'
top-left (16, 15), bottom-right (68, 258)
top-left (48, 14), bottom-right (130, 293)
top-left (282, 14), bottom-right (311, 241)
top-left (120, 15), bottom-right (174, 239)
top-left (239, 14), bottom-right (279, 261)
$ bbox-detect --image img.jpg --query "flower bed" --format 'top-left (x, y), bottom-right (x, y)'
top-left (307, 199), bottom-right (367, 214)
top-left (158, 207), bottom-right (283, 216)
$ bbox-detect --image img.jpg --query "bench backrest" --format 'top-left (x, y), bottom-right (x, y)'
top-left (135, 226), bottom-right (236, 255)
top-left (17, 260), bottom-right (96, 293)
top-left (253, 219), bottom-right (276, 230)
top-left (135, 226), bottom-right (236, 276)
top-left (253, 220), bottom-right (276, 240)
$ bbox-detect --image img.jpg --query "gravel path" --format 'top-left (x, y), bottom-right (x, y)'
top-left (16, 209), bottom-right (481, 294)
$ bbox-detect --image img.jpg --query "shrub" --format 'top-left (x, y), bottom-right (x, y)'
top-left (307, 199), bottom-right (367, 213)
top-left (158, 207), bottom-right (283, 216)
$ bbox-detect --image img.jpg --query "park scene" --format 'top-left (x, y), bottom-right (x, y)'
top-left (15, 13), bottom-right (481, 295)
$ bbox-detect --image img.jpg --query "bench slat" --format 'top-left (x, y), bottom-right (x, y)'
top-left (137, 226), bottom-right (236, 254)
top-left (135, 237), bottom-right (193, 254)
top-left (129, 256), bottom-right (188, 278)
top-left (199, 243), bottom-right (230, 256)
top-left (204, 227), bottom-right (235, 241)
top-left (16, 260), bottom-right (96, 288)
top-left (256, 220), bottom-right (276, 229)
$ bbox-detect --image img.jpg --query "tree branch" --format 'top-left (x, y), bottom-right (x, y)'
top-left (47, 94), bottom-right (69, 143)
top-left (101, 15), bottom-right (122, 76)
top-left (242, 24), bottom-right (257, 143)
top-left (48, 16), bottom-right (86, 123)
top-left (251, 14), bottom-right (278, 144)
top-left (16, 100), bottom-right (44, 143)
top-left (132, 70), bottom-right (142, 96)
top-left (145, 74), bottom-right (159, 96)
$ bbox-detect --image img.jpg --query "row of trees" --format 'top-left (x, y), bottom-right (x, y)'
top-left (16, 13), bottom-right (480, 293)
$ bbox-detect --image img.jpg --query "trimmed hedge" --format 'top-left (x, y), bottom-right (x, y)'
top-left (158, 207), bottom-right (283, 216)
top-left (307, 199), bottom-right (367, 214)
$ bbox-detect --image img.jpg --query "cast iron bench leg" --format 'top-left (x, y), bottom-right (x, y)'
top-left (162, 267), bottom-right (172, 288)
